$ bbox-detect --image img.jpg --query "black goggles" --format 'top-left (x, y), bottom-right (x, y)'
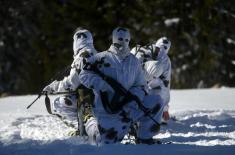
top-left (76, 32), bottom-right (87, 39)
top-left (118, 37), bottom-right (129, 42)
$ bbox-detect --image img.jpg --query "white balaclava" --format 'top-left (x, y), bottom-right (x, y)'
top-left (73, 28), bottom-right (93, 56)
top-left (155, 37), bottom-right (171, 54)
top-left (110, 27), bottom-right (131, 58)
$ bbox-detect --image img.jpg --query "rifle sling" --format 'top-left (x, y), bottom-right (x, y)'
top-left (45, 94), bottom-right (53, 114)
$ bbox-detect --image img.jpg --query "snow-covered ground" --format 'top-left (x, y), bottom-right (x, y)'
top-left (0, 88), bottom-right (235, 155)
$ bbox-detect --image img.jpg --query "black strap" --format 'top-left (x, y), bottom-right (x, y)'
top-left (45, 93), bottom-right (52, 114)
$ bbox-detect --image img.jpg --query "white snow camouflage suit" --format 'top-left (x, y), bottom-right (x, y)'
top-left (79, 44), bottom-right (164, 144)
top-left (130, 41), bottom-right (171, 112)
top-left (43, 28), bottom-right (98, 130)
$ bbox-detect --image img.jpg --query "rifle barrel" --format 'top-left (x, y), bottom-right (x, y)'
top-left (26, 94), bottom-right (42, 109)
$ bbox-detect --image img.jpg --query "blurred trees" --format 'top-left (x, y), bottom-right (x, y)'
top-left (0, 0), bottom-right (235, 95)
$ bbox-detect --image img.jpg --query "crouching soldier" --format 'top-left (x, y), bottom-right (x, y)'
top-left (42, 27), bottom-right (99, 142)
top-left (79, 27), bottom-right (164, 144)
top-left (131, 37), bottom-right (172, 123)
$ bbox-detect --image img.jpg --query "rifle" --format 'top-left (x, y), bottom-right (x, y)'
top-left (26, 91), bottom-right (46, 109)
top-left (26, 65), bottom-right (72, 109)
top-left (83, 61), bottom-right (160, 125)
top-left (26, 91), bottom-right (77, 109)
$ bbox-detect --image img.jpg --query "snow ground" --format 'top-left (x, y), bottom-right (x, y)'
top-left (0, 88), bottom-right (235, 155)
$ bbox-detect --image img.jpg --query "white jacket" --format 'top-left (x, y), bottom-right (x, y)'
top-left (79, 50), bottom-right (146, 113)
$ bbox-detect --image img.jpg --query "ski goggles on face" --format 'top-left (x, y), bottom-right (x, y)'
top-left (75, 32), bottom-right (87, 39)
top-left (163, 39), bottom-right (169, 44)
top-left (118, 37), bottom-right (129, 42)
top-left (163, 39), bottom-right (169, 50)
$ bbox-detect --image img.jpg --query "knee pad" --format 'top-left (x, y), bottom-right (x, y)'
top-left (53, 95), bottom-right (78, 111)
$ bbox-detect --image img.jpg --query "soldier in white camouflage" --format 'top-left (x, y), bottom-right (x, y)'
top-left (131, 37), bottom-right (172, 123)
top-left (79, 27), bottom-right (164, 144)
top-left (43, 27), bottom-right (98, 142)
